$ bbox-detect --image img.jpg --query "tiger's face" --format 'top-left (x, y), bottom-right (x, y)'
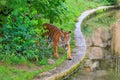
top-left (58, 31), bottom-right (71, 46)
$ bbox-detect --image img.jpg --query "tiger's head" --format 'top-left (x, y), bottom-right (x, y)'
top-left (58, 31), bottom-right (71, 46)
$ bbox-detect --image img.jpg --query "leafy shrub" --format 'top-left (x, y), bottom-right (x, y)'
top-left (0, 1), bottom-right (52, 63)
top-left (0, 0), bottom-right (68, 64)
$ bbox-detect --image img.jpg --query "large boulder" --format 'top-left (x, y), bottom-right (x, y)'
top-left (91, 28), bottom-right (111, 48)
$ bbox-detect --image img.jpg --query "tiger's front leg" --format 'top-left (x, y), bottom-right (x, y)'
top-left (53, 43), bottom-right (59, 58)
top-left (65, 44), bottom-right (72, 60)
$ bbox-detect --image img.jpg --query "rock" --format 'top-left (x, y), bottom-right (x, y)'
top-left (103, 49), bottom-right (111, 60)
top-left (102, 42), bottom-right (108, 48)
top-left (48, 59), bottom-right (55, 65)
top-left (84, 59), bottom-right (93, 67)
top-left (101, 29), bottom-right (111, 42)
top-left (107, 40), bottom-right (111, 47)
top-left (92, 28), bottom-right (111, 47)
top-left (90, 61), bottom-right (99, 71)
top-left (84, 59), bottom-right (99, 72)
top-left (88, 47), bottom-right (104, 59)
top-left (92, 28), bottom-right (103, 47)
top-left (86, 37), bottom-right (93, 47)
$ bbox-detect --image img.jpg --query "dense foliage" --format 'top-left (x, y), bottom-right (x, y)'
top-left (30, 0), bottom-right (66, 23)
top-left (0, 0), bottom-right (66, 63)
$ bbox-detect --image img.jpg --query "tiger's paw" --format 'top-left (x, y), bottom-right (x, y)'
top-left (53, 53), bottom-right (59, 58)
top-left (67, 57), bottom-right (73, 60)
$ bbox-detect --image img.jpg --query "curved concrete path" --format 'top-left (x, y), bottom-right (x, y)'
top-left (33, 5), bottom-right (118, 80)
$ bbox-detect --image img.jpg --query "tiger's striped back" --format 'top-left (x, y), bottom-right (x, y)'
top-left (42, 23), bottom-right (63, 41)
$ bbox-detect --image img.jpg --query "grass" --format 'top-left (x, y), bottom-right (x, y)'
top-left (108, 70), bottom-right (120, 80)
top-left (0, 0), bottom-right (110, 80)
top-left (0, 53), bottom-right (67, 80)
top-left (107, 55), bottom-right (120, 80)
top-left (0, 66), bottom-right (33, 80)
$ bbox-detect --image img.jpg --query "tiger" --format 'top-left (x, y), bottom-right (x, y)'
top-left (42, 23), bottom-right (72, 60)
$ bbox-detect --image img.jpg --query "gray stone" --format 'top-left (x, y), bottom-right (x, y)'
top-left (86, 38), bottom-right (93, 47)
top-left (107, 40), bottom-right (111, 47)
top-left (90, 61), bottom-right (99, 71)
top-left (48, 59), bottom-right (55, 65)
top-left (101, 29), bottom-right (111, 42)
top-left (102, 42), bottom-right (108, 48)
top-left (103, 49), bottom-right (112, 59)
top-left (88, 47), bottom-right (104, 59)
top-left (84, 59), bottom-right (93, 67)
top-left (92, 28), bottom-right (103, 47)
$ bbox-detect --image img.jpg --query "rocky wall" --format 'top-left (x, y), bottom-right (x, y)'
top-left (84, 27), bottom-right (114, 71)
top-left (84, 20), bottom-right (120, 71)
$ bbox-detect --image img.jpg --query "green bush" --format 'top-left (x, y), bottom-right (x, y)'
top-left (30, 0), bottom-right (67, 24)
top-left (0, 0), bottom-right (53, 63)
